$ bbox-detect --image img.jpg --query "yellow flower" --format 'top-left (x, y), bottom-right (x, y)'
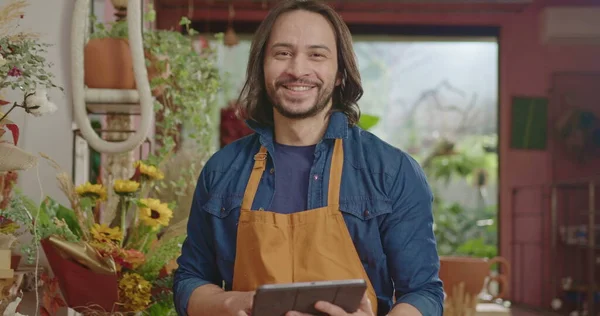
top-left (138, 198), bottom-right (173, 228)
top-left (89, 239), bottom-right (117, 255)
top-left (134, 161), bottom-right (164, 181)
top-left (113, 179), bottom-right (140, 195)
top-left (118, 273), bottom-right (152, 312)
top-left (75, 182), bottom-right (107, 201)
top-left (90, 223), bottom-right (123, 244)
top-left (0, 222), bottom-right (19, 234)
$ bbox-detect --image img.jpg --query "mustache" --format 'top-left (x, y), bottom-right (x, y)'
top-left (276, 78), bottom-right (321, 87)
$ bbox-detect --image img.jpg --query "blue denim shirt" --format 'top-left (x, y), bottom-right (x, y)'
top-left (173, 112), bottom-right (444, 316)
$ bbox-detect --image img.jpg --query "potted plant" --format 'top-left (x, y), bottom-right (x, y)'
top-left (84, 2), bottom-right (170, 94)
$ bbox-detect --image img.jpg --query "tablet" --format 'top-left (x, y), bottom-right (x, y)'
top-left (251, 279), bottom-right (367, 316)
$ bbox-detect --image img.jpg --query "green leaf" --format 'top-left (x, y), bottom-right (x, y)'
top-left (357, 114), bottom-right (380, 131)
top-left (42, 197), bottom-right (83, 238)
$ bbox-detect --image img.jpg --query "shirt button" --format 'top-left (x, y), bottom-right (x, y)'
top-left (221, 207), bottom-right (225, 212)
top-left (364, 209), bottom-right (370, 217)
top-left (313, 175), bottom-right (319, 181)
top-left (258, 207), bottom-right (265, 211)
top-left (270, 168), bottom-right (275, 174)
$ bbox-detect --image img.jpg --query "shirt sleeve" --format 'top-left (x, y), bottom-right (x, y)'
top-left (173, 169), bottom-right (221, 316)
top-left (381, 153), bottom-right (444, 316)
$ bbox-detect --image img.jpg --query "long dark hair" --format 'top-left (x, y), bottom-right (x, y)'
top-left (236, 0), bottom-right (363, 126)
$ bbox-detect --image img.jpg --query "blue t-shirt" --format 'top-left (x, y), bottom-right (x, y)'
top-left (269, 142), bottom-right (316, 213)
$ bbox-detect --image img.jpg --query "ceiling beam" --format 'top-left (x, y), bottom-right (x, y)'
top-left (155, 0), bottom-right (531, 30)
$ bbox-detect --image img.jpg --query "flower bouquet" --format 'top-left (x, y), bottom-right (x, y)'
top-left (35, 158), bottom-right (184, 315)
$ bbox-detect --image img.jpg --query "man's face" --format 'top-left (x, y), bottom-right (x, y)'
top-left (264, 10), bottom-right (340, 120)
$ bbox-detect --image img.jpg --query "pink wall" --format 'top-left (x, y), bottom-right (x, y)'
top-left (500, 0), bottom-right (600, 308)
top-left (153, 0), bottom-right (600, 308)
top-left (331, 0), bottom-right (600, 307)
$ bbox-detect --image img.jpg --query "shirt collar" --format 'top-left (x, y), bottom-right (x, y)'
top-left (246, 111), bottom-right (349, 143)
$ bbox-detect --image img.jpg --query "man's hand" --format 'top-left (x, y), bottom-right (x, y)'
top-left (285, 293), bottom-right (374, 316)
top-left (222, 291), bottom-right (255, 316)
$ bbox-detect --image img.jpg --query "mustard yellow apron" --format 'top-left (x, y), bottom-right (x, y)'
top-left (232, 139), bottom-right (378, 315)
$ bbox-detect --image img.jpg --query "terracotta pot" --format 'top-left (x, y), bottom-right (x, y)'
top-left (439, 256), bottom-right (510, 300)
top-left (84, 38), bottom-right (169, 96)
top-left (84, 38), bottom-right (135, 89)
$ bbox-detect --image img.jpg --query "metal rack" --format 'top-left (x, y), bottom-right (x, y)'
top-left (550, 178), bottom-right (599, 316)
top-left (510, 178), bottom-right (599, 315)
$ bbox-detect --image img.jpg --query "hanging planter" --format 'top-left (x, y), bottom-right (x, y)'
top-left (84, 38), bottom-right (171, 96)
top-left (84, 38), bottom-right (136, 90)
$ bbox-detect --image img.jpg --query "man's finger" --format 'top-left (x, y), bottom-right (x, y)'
top-left (314, 301), bottom-right (347, 315)
top-left (236, 311), bottom-right (249, 316)
top-left (285, 311), bottom-right (314, 316)
top-left (359, 293), bottom-right (373, 314)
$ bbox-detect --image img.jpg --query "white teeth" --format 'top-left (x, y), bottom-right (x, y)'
top-left (286, 86), bottom-right (312, 91)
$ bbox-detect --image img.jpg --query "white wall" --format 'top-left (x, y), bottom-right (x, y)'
top-left (4, 0), bottom-right (75, 271)
top-left (11, 0), bottom-right (75, 207)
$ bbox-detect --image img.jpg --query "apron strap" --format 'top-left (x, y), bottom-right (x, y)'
top-left (241, 146), bottom-right (268, 210)
top-left (327, 138), bottom-right (343, 206)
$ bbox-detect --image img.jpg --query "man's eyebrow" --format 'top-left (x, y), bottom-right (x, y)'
top-left (308, 44), bottom-right (331, 52)
top-left (271, 42), bottom-right (332, 52)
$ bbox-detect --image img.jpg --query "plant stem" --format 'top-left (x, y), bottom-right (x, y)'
top-left (0, 102), bottom-right (20, 124)
top-left (120, 198), bottom-right (130, 247)
top-left (138, 231), bottom-right (150, 252)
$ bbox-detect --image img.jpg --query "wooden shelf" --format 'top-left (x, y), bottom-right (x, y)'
top-left (86, 103), bottom-right (140, 115)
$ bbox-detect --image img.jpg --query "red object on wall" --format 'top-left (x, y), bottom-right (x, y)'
top-left (220, 102), bottom-right (254, 148)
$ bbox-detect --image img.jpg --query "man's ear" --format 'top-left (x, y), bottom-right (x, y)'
top-left (335, 71), bottom-right (343, 87)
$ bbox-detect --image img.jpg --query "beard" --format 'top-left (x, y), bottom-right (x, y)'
top-left (267, 77), bottom-right (335, 120)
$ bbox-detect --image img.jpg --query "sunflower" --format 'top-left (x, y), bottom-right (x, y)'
top-left (75, 182), bottom-right (107, 201)
top-left (113, 179), bottom-right (140, 195)
top-left (134, 161), bottom-right (164, 181)
top-left (90, 223), bottom-right (123, 244)
top-left (118, 273), bottom-right (152, 312)
top-left (138, 198), bottom-right (173, 229)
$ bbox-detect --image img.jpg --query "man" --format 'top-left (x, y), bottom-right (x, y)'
top-left (173, 0), bottom-right (444, 315)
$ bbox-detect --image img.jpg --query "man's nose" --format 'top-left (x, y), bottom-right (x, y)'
top-left (287, 56), bottom-right (310, 78)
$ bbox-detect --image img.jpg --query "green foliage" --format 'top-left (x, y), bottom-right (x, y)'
top-left (143, 25), bottom-right (221, 166)
top-left (147, 276), bottom-right (177, 316)
top-left (0, 36), bottom-right (62, 92)
top-left (40, 197), bottom-right (83, 238)
top-left (424, 135), bottom-right (498, 258)
top-left (1, 191), bottom-right (78, 264)
top-left (433, 202), bottom-right (497, 257)
top-left (137, 234), bottom-right (186, 282)
top-left (88, 15), bottom-right (128, 39)
top-left (87, 7), bottom-right (221, 197)
top-left (143, 24), bottom-right (221, 197)
top-left (357, 114), bottom-right (380, 131)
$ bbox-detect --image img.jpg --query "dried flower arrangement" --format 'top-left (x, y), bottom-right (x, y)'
top-left (11, 155), bottom-right (187, 315)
